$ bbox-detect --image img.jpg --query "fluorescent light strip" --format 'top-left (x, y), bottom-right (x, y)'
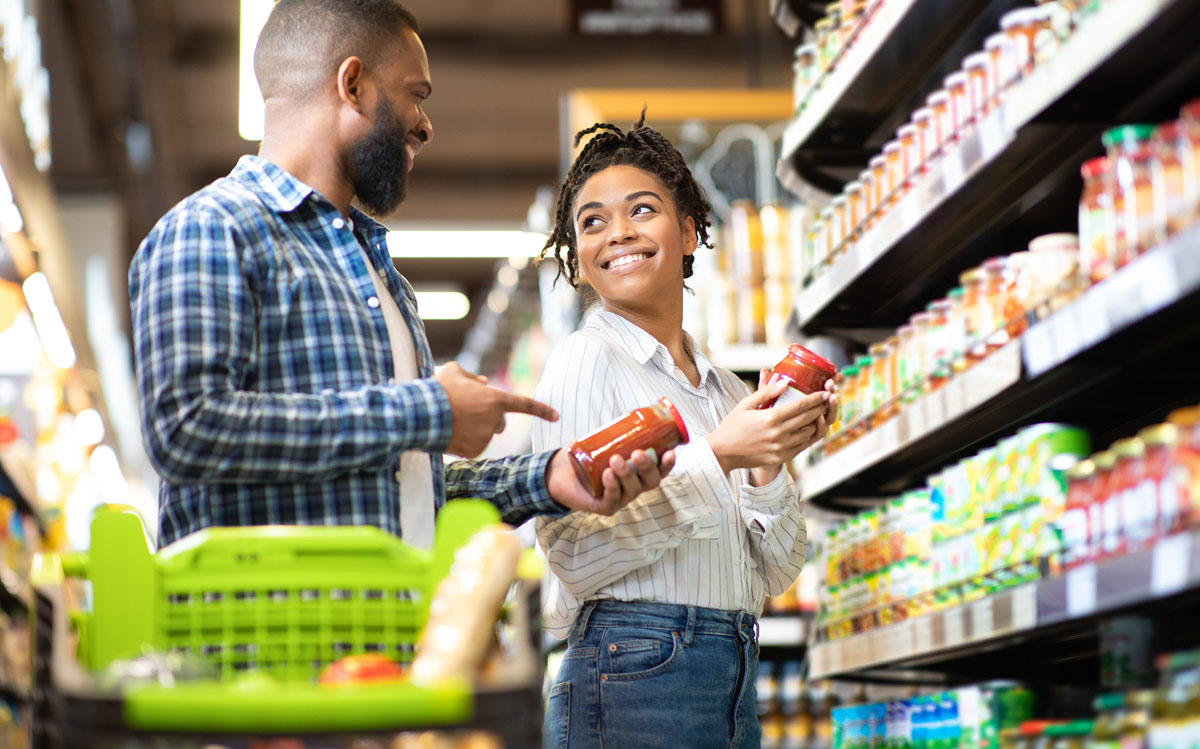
top-left (387, 230), bottom-right (547, 259)
top-left (413, 290), bottom-right (470, 320)
top-left (238, 0), bottom-right (272, 142)
top-left (21, 272), bottom-right (76, 369)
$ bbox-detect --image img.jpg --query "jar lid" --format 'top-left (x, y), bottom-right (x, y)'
top-left (982, 256), bottom-right (1008, 271)
top-left (1138, 422), bottom-right (1179, 446)
top-left (1018, 720), bottom-right (1063, 737)
top-left (787, 343), bottom-right (838, 376)
top-left (927, 298), bottom-right (952, 311)
top-left (658, 397), bottom-right (690, 444)
top-left (867, 342), bottom-right (890, 356)
top-left (1029, 233), bottom-right (1080, 253)
top-left (846, 180), bottom-right (863, 193)
top-left (869, 154), bottom-right (888, 168)
top-left (960, 268), bottom-right (985, 284)
top-left (1167, 406), bottom-right (1200, 427)
top-left (1080, 156), bottom-right (1109, 178)
top-left (825, 1), bottom-right (839, 13)
top-left (820, 206), bottom-right (835, 218)
top-left (984, 32), bottom-right (1012, 50)
top-left (842, 365), bottom-right (860, 377)
top-left (897, 124), bottom-right (917, 137)
top-left (944, 71), bottom-right (969, 87)
top-left (1101, 124), bottom-right (1156, 148)
top-left (1092, 450), bottom-right (1116, 470)
top-left (1154, 120), bottom-right (1182, 141)
top-left (1000, 8), bottom-right (1044, 28)
top-left (1066, 458), bottom-right (1096, 480)
top-left (948, 286), bottom-right (964, 299)
top-left (883, 140), bottom-right (901, 154)
top-left (926, 90), bottom-right (950, 106)
top-left (910, 311), bottom-right (934, 325)
top-left (795, 43), bottom-right (818, 57)
top-left (855, 355), bottom-right (873, 368)
top-left (859, 168), bottom-right (873, 182)
top-left (815, 17), bottom-right (833, 29)
top-left (1182, 97), bottom-right (1200, 122)
top-left (832, 195), bottom-right (847, 206)
top-left (963, 51), bottom-right (990, 70)
top-left (1111, 437), bottom-right (1145, 458)
top-left (912, 107), bottom-right (933, 123)
top-left (897, 324), bottom-right (914, 335)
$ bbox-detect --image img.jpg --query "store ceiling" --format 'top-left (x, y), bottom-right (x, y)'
top-left (42, 0), bottom-right (794, 361)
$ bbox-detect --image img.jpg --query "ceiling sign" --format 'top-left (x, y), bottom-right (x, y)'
top-left (572, 0), bottom-right (723, 36)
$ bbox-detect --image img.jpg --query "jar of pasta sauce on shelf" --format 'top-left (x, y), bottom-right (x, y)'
top-left (1166, 407), bottom-right (1200, 530)
top-left (859, 168), bottom-right (876, 230)
top-left (870, 154), bottom-right (889, 216)
top-left (911, 107), bottom-right (934, 172)
top-left (1061, 458), bottom-right (1097, 569)
top-left (1078, 156), bottom-right (1113, 285)
top-left (1181, 99), bottom-right (1200, 226)
top-left (568, 398), bottom-right (689, 497)
top-left (1093, 449), bottom-right (1120, 560)
top-left (963, 52), bottom-right (994, 121)
top-left (760, 344), bottom-right (838, 409)
top-left (898, 124), bottom-right (921, 189)
top-left (1103, 124), bottom-right (1157, 265)
top-left (926, 90), bottom-right (952, 156)
top-left (985, 33), bottom-right (1019, 102)
top-left (1152, 121), bottom-right (1188, 245)
top-left (1113, 437), bottom-right (1154, 555)
top-left (883, 140), bottom-right (904, 202)
top-left (944, 72), bottom-right (971, 139)
top-left (1138, 423), bottom-right (1181, 542)
top-left (1000, 8), bottom-right (1044, 77)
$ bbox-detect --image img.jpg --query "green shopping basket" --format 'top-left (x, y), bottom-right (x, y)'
top-left (45, 499), bottom-right (514, 733)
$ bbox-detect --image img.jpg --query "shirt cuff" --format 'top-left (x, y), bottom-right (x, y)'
top-left (521, 449), bottom-right (567, 517)
top-left (391, 378), bottom-right (454, 452)
top-left (739, 465), bottom-right (795, 511)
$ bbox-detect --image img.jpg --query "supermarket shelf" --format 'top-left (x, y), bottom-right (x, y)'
top-left (809, 527), bottom-right (1200, 680)
top-left (0, 448), bottom-right (45, 533)
top-left (777, 0), bottom-right (997, 189)
top-left (708, 343), bottom-right (779, 374)
top-left (1023, 226), bottom-right (1200, 379)
top-left (792, 0), bottom-right (1200, 333)
top-left (800, 228), bottom-right (1200, 509)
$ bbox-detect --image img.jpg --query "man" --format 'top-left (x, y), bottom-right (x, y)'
top-left (129, 0), bottom-right (672, 548)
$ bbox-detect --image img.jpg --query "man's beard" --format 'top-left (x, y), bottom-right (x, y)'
top-left (346, 94), bottom-right (410, 218)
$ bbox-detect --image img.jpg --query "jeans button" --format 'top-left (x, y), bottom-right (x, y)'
top-left (600, 674), bottom-right (608, 682)
top-left (609, 644), bottom-right (617, 653)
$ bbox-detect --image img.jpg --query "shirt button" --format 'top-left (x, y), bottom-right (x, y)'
top-left (367, 296), bottom-right (380, 308)
top-left (331, 217), bottom-right (345, 230)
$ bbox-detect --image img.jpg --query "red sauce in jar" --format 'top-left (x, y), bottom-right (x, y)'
top-left (760, 344), bottom-right (838, 409)
top-left (568, 397), bottom-right (690, 497)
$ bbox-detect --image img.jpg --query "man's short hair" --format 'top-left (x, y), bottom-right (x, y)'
top-left (254, 0), bottom-right (421, 102)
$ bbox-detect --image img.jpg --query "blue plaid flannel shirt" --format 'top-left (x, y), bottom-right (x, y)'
top-left (130, 155), bottom-right (565, 546)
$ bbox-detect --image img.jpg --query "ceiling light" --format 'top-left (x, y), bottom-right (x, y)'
top-left (387, 230), bottom-right (547, 259)
top-left (497, 265), bottom-right (520, 288)
top-left (238, 0), bottom-right (272, 141)
top-left (413, 290), bottom-right (470, 321)
top-left (21, 272), bottom-right (75, 369)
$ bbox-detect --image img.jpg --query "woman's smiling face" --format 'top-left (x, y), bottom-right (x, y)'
top-left (572, 165), bottom-right (697, 312)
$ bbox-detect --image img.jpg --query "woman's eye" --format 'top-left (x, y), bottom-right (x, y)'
top-left (580, 216), bottom-right (601, 230)
top-left (632, 204), bottom-right (655, 217)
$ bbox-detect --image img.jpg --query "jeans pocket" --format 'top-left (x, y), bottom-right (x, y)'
top-left (600, 630), bottom-right (681, 682)
top-left (544, 681), bottom-right (570, 749)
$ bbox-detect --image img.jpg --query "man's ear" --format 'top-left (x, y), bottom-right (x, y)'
top-left (335, 56), bottom-right (369, 114)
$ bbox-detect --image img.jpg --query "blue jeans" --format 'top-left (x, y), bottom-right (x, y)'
top-left (544, 600), bottom-right (761, 749)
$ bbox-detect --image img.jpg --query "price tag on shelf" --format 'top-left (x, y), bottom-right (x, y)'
top-left (913, 616), bottom-right (933, 653)
top-left (905, 398), bottom-right (927, 438)
top-left (943, 608), bottom-right (965, 648)
top-left (1066, 563), bottom-right (1098, 617)
top-left (1048, 306), bottom-right (1083, 364)
top-left (827, 642), bottom-right (844, 674)
top-left (1012, 583), bottom-right (1037, 629)
top-left (978, 112), bottom-right (1009, 160)
top-left (1151, 533), bottom-right (1193, 597)
top-left (1077, 293), bottom-right (1110, 350)
top-left (971, 598), bottom-right (995, 639)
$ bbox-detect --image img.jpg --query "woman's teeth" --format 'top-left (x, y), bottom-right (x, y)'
top-left (606, 253), bottom-right (649, 270)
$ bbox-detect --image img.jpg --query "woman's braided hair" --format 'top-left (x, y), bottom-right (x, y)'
top-left (540, 109), bottom-right (713, 289)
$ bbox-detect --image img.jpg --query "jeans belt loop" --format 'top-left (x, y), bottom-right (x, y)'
top-left (683, 605), bottom-right (697, 647)
top-left (575, 600), bottom-right (597, 642)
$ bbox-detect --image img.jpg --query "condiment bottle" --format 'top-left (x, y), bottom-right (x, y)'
top-left (963, 52), bottom-right (993, 121)
top-left (1103, 125), bottom-right (1157, 266)
top-left (845, 180), bottom-right (865, 242)
top-left (908, 311), bottom-right (934, 393)
top-left (859, 168), bottom-right (876, 230)
top-left (1166, 406), bottom-right (1200, 530)
top-left (1181, 99), bottom-right (1200, 227)
top-left (960, 268), bottom-right (988, 362)
top-left (820, 207), bottom-right (837, 267)
top-left (926, 90), bottom-right (951, 156)
top-left (1000, 8), bottom-right (1044, 77)
top-left (1112, 437), bottom-right (1150, 555)
top-left (831, 195), bottom-right (848, 254)
top-left (1078, 156), bottom-right (1113, 285)
top-left (837, 364), bottom-right (861, 443)
top-left (911, 107), bottom-right (933, 173)
top-left (946, 286), bottom-right (968, 372)
top-left (867, 341), bottom-right (893, 428)
top-left (895, 324), bottom-right (917, 402)
top-left (984, 33), bottom-right (1019, 101)
top-left (1152, 120), bottom-right (1187, 245)
top-left (897, 125), bottom-right (920, 190)
top-left (981, 257), bottom-right (1014, 350)
top-left (1061, 458), bottom-right (1096, 569)
top-left (760, 344), bottom-right (838, 408)
top-left (924, 300), bottom-right (952, 391)
top-left (944, 72), bottom-right (971, 139)
top-left (883, 140), bottom-right (904, 203)
top-left (1137, 423), bottom-right (1181, 540)
top-left (870, 155), bottom-right (889, 218)
top-left (568, 398), bottom-right (689, 497)
top-left (1093, 449), bottom-right (1119, 560)
top-left (853, 355), bottom-right (874, 436)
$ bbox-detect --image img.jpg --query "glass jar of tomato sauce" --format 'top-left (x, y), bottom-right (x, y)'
top-left (1103, 125), bottom-right (1157, 266)
top-left (1093, 449), bottom-right (1120, 560)
top-left (963, 52), bottom-right (993, 121)
top-left (1078, 156), bottom-right (1113, 285)
top-left (1166, 407), bottom-right (1200, 530)
top-left (926, 90), bottom-right (951, 157)
top-left (568, 397), bottom-right (689, 497)
top-left (944, 72), bottom-right (971, 139)
top-left (985, 33), bottom-right (1019, 102)
top-left (911, 107), bottom-right (933, 173)
top-left (1062, 458), bottom-right (1097, 569)
top-left (1152, 121), bottom-right (1187, 245)
top-left (1138, 423), bottom-right (1180, 542)
top-left (761, 344), bottom-right (838, 408)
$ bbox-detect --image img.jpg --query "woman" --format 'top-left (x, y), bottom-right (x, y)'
top-left (533, 114), bottom-right (837, 749)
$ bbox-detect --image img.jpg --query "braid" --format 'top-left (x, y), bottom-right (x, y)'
top-left (539, 110), bottom-right (714, 289)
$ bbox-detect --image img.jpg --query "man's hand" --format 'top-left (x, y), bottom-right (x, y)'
top-left (435, 362), bottom-right (558, 458)
top-left (545, 448), bottom-right (677, 515)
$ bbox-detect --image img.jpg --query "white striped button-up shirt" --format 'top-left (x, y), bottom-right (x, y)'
top-left (533, 310), bottom-right (808, 638)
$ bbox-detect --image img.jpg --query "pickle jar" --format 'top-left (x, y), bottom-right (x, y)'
top-left (1078, 156), bottom-right (1113, 285)
top-left (1102, 124), bottom-right (1157, 266)
top-left (1152, 120), bottom-right (1187, 245)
